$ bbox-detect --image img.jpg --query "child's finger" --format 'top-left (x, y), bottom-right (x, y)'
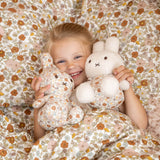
top-left (113, 65), bottom-right (125, 75)
top-left (34, 77), bottom-right (42, 92)
top-left (31, 77), bottom-right (37, 90)
top-left (127, 76), bottom-right (134, 84)
top-left (39, 85), bottom-right (50, 94)
top-left (35, 93), bottom-right (44, 100)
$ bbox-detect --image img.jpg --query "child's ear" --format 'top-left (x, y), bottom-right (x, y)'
top-left (105, 37), bottom-right (119, 53)
top-left (40, 52), bottom-right (54, 68)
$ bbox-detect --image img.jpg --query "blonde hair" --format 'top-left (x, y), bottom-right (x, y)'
top-left (46, 23), bottom-right (93, 53)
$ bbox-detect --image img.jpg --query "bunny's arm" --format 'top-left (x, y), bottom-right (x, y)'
top-left (32, 95), bottom-right (51, 108)
top-left (76, 81), bottom-right (95, 103)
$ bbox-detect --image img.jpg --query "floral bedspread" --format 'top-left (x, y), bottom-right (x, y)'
top-left (0, 105), bottom-right (160, 160)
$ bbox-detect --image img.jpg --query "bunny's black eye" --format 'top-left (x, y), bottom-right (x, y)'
top-left (88, 60), bottom-right (91, 63)
top-left (104, 56), bottom-right (107, 60)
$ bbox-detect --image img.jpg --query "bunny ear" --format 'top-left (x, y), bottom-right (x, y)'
top-left (105, 37), bottom-right (119, 53)
top-left (93, 41), bottom-right (105, 53)
top-left (40, 52), bottom-right (53, 68)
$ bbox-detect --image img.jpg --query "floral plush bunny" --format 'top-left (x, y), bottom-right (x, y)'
top-left (76, 37), bottom-right (130, 111)
top-left (32, 53), bottom-right (84, 130)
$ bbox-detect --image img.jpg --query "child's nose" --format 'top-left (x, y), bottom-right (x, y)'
top-left (67, 61), bottom-right (75, 69)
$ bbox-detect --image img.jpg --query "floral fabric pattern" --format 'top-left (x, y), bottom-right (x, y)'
top-left (0, 0), bottom-right (160, 159)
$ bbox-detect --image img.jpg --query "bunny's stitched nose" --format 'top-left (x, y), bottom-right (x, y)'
top-left (95, 63), bottom-right (100, 67)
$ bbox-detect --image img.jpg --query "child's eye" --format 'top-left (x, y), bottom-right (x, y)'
top-left (57, 60), bottom-right (65, 64)
top-left (74, 55), bottom-right (82, 59)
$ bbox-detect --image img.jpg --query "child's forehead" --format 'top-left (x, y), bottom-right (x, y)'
top-left (50, 38), bottom-right (90, 58)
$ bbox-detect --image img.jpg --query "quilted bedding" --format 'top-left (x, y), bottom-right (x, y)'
top-left (0, 0), bottom-right (160, 159)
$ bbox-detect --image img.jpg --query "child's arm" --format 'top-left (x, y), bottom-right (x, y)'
top-left (34, 108), bottom-right (45, 141)
top-left (113, 66), bottom-right (148, 130)
top-left (31, 77), bottom-right (50, 140)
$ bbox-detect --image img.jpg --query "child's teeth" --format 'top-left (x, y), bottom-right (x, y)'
top-left (71, 72), bottom-right (80, 76)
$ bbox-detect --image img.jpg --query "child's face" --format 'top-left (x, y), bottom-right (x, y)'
top-left (50, 37), bottom-right (90, 87)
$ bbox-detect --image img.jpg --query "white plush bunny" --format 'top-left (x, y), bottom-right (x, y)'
top-left (76, 37), bottom-right (130, 110)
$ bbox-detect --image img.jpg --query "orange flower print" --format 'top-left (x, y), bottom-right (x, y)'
top-left (47, 0), bottom-right (53, 3)
top-left (0, 17), bottom-right (2, 22)
top-left (24, 148), bottom-right (31, 153)
top-left (12, 0), bottom-right (18, 3)
top-left (131, 35), bottom-right (137, 42)
top-left (132, 51), bottom-right (138, 58)
top-left (0, 50), bottom-right (5, 57)
top-left (11, 89), bottom-right (18, 96)
top-left (7, 124), bottom-right (14, 132)
top-left (6, 137), bottom-right (15, 144)
top-left (102, 139), bottom-right (110, 145)
top-left (72, 123), bottom-right (80, 128)
top-left (70, 17), bottom-right (75, 23)
top-left (85, 22), bottom-right (89, 29)
top-left (120, 116), bottom-right (126, 121)
top-left (8, 8), bottom-right (17, 12)
top-left (114, 158), bottom-right (120, 160)
top-left (127, 140), bottom-right (135, 145)
top-left (27, 78), bottom-right (33, 84)
top-left (18, 20), bottom-right (25, 26)
top-left (32, 24), bottom-right (38, 30)
top-left (60, 157), bottom-right (67, 160)
top-left (81, 157), bottom-right (89, 160)
top-left (100, 24), bottom-right (106, 30)
top-left (3, 103), bottom-right (9, 107)
top-left (34, 158), bottom-right (39, 160)
top-left (12, 75), bottom-right (19, 81)
top-left (98, 12), bottom-right (104, 18)
top-left (121, 20), bottom-right (128, 27)
top-left (24, 109), bottom-right (31, 115)
top-left (18, 4), bottom-right (25, 9)
top-left (11, 46), bottom-right (19, 53)
top-left (97, 122), bottom-right (104, 130)
top-left (21, 135), bottom-right (27, 141)
top-left (0, 149), bottom-right (7, 156)
top-left (17, 55), bottom-right (24, 61)
top-left (19, 34), bottom-right (26, 40)
top-left (137, 66), bottom-right (144, 73)
top-left (7, 20), bottom-right (12, 26)
top-left (0, 35), bottom-right (2, 41)
top-left (114, 12), bottom-right (120, 17)
top-left (127, 1), bottom-right (133, 7)
top-left (57, 127), bottom-right (63, 134)
top-left (32, 5), bottom-right (38, 10)
top-left (141, 80), bottom-right (148, 86)
top-left (156, 25), bottom-right (160, 31)
top-left (154, 46), bottom-right (160, 52)
top-left (19, 122), bottom-right (25, 128)
top-left (142, 139), bottom-right (147, 145)
top-left (1, 2), bottom-right (7, 8)
top-left (0, 110), bottom-right (4, 115)
top-left (40, 18), bottom-right (45, 24)
top-left (31, 55), bottom-right (38, 61)
top-left (137, 8), bottom-right (144, 14)
top-left (61, 140), bottom-right (68, 148)
top-left (155, 9), bottom-right (160, 14)
top-left (139, 20), bottom-right (146, 26)
top-left (53, 16), bottom-right (57, 21)
top-left (0, 75), bottom-right (4, 82)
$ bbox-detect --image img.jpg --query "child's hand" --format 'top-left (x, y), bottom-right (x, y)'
top-left (113, 65), bottom-right (134, 85)
top-left (31, 77), bottom-right (50, 100)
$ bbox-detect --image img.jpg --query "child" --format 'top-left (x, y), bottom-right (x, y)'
top-left (31, 23), bottom-right (147, 141)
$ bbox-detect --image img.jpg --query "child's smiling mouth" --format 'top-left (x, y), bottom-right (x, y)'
top-left (70, 71), bottom-right (82, 79)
